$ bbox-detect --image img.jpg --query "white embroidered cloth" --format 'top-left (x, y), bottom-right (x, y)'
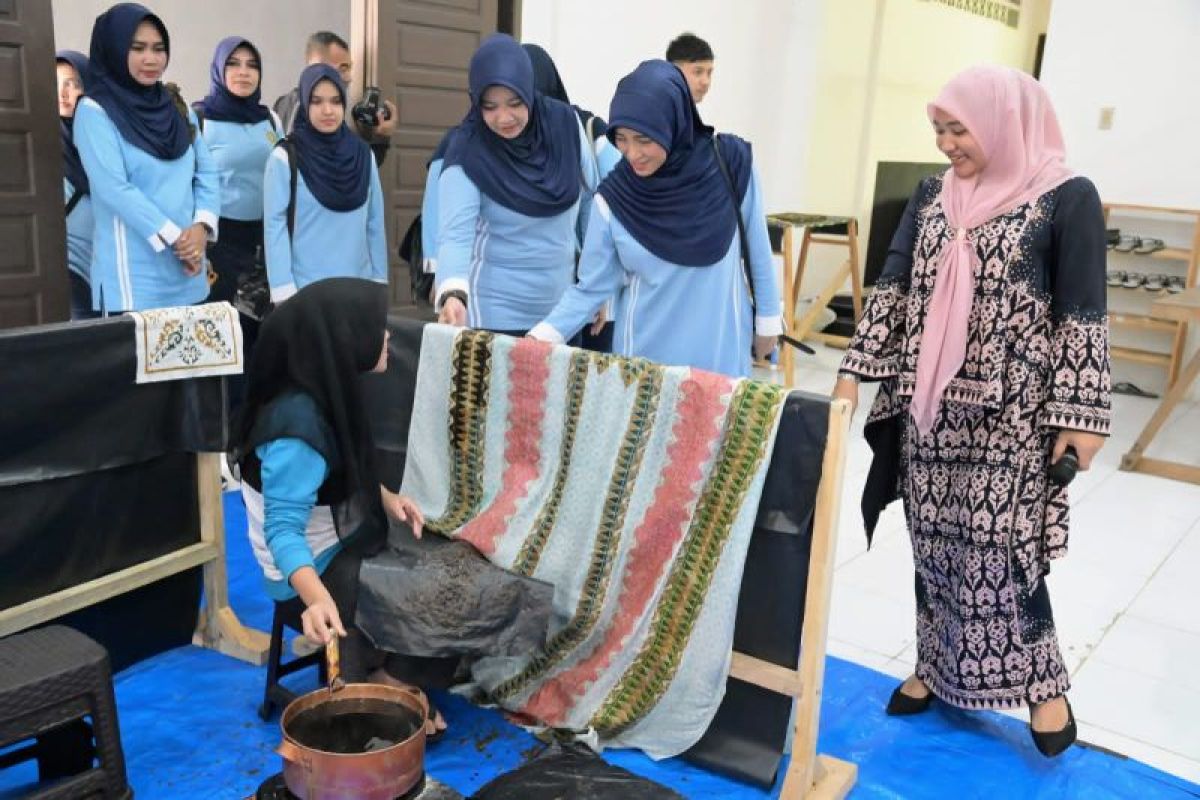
top-left (128, 302), bottom-right (244, 384)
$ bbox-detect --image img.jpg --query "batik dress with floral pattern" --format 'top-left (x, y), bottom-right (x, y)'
top-left (839, 174), bottom-right (1111, 709)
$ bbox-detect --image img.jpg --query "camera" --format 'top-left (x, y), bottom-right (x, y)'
top-left (352, 87), bottom-right (392, 128)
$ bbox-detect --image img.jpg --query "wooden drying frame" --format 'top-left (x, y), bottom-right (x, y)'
top-left (727, 398), bottom-right (857, 798)
top-left (0, 453), bottom-right (269, 666)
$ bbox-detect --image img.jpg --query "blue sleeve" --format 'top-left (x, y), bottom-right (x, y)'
top-left (420, 159), bottom-right (443, 274)
top-left (366, 162), bottom-right (388, 283)
top-left (574, 118), bottom-right (600, 251)
top-left (742, 167), bottom-right (782, 335)
top-left (596, 139), bottom-right (622, 178)
top-left (434, 165), bottom-right (481, 306)
top-left (263, 147), bottom-right (295, 301)
top-left (189, 108), bottom-right (221, 240)
top-left (259, 437), bottom-right (329, 584)
top-left (74, 99), bottom-right (182, 250)
top-left (536, 198), bottom-right (624, 342)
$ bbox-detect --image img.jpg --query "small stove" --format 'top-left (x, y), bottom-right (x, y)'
top-left (252, 773), bottom-right (463, 800)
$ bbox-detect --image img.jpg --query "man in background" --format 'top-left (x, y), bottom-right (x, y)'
top-left (666, 32), bottom-right (714, 103)
top-left (274, 31), bottom-right (397, 163)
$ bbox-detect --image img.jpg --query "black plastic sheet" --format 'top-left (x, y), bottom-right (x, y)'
top-left (0, 317), bottom-right (221, 668)
top-left (357, 524), bottom-right (557, 659)
top-left (471, 742), bottom-right (684, 800)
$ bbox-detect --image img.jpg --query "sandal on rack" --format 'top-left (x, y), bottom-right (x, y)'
top-left (1106, 270), bottom-right (1126, 287)
top-left (1121, 272), bottom-right (1146, 289)
top-left (1114, 234), bottom-right (1141, 253)
top-left (1133, 237), bottom-right (1165, 255)
top-left (1143, 274), bottom-right (1166, 292)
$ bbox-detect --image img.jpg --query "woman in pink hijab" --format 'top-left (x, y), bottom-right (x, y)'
top-left (834, 65), bottom-right (1109, 757)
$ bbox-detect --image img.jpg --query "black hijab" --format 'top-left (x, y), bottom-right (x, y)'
top-left (522, 42), bottom-right (607, 140)
top-left (289, 64), bottom-right (372, 211)
top-left (235, 278), bottom-right (389, 553)
top-left (86, 3), bottom-right (191, 160)
top-left (56, 50), bottom-right (90, 195)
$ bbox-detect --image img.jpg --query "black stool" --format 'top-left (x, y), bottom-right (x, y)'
top-left (0, 625), bottom-right (131, 799)
top-left (258, 605), bottom-right (326, 720)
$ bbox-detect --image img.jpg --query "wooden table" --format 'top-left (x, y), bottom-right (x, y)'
top-left (1121, 287), bottom-right (1200, 484)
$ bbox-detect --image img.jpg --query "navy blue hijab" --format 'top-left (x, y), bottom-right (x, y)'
top-left (195, 36), bottom-right (271, 125)
top-left (86, 3), bottom-right (191, 160)
top-left (442, 34), bottom-right (581, 218)
top-left (56, 50), bottom-right (90, 195)
top-left (289, 64), bottom-right (372, 212)
top-left (599, 60), bottom-right (752, 267)
top-left (522, 43), bottom-right (607, 140)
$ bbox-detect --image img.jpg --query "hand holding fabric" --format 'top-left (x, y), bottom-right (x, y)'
top-left (381, 485), bottom-right (425, 538)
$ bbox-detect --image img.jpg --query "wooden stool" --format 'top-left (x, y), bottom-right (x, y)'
top-left (768, 214), bottom-right (864, 386)
top-left (0, 626), bottom-right (131, 799)
top-left (258, 604), bottom-right (327, 720)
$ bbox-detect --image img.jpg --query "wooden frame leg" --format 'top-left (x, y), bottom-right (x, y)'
top-left (779, 399), bottom-right (857, 799)
top-left (1121, 349), bottom-right (1200, 484)
top-left (782, 226), bottom-right (797, 386)
top-left (847, 219), bottom-right (863, 322)
top-left (193, 452), bottom-right (270, 665)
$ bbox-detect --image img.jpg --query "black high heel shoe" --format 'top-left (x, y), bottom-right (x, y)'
top-left (1031, 698), bottom-right (1076, 758)
top-left (886, 681), bottom-right (933, 716)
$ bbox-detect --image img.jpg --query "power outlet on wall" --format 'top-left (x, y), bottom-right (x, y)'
top-left (1099, 107), bottom-right (1115, 130)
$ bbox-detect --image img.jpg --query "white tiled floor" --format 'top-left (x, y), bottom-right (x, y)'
top-left (756, 347), bottom-right (1200, 785)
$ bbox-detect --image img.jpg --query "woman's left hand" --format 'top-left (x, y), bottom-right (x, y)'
top-left (1052, 429), bottom-right (1106, 471)
top-left (753, 335), bottom-right (776, 361)
top-left (173, 223), bottom-right (207, 269)
top-left (380, 485), bottom-right (425, 538)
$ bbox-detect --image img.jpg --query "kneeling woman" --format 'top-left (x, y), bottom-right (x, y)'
top-left (264, 65), bottom-right (387, 303)
top-left (529, 60), bottom-right (780, 377)
top-left (234, 278), bottom-right (445, 735)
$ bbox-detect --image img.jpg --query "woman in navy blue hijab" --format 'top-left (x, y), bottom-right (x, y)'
top-left (73, 3), bottom-right (221, 312)
top-left (194, 36), bottom-right (281, 315)
top-left (262, 63), bottom-right (387, 304)
top-left (528, 60), bottom-right (783, 377)
top-left (433, 34), bottom-right (599, 336)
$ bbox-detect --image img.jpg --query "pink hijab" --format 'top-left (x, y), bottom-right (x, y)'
top-left (910, 65), bottom-right (1074, 436)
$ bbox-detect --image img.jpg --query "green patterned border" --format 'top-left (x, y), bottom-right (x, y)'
top-left (425, 329), bottom-right (493, 535)
top-left (491, 361), bottom-right (662, 701)
top-left (590, 380), bottom-right (787, 736)
top-left (514, 348), bottom-right (592, 575)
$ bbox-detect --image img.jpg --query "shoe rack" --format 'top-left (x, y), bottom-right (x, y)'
top-left (1102, 203), bottom-right (1200, 388)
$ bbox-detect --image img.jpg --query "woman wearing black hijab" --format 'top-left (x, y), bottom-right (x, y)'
top-left (233, 277), bottom-right (446, 736)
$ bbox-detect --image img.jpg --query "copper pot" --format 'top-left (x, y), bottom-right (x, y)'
top-left (278, 683), bottom-right (427, 800)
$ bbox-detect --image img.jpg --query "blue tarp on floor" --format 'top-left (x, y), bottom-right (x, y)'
top-left (3, 493), bottom-right (1198, 799)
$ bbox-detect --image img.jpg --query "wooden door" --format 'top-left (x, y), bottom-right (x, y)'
top-left (0, 0), bottom-right (69, 328)
top-left (358, 0), bottom-right (499, 308)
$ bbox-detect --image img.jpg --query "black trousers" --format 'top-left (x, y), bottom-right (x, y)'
top-left (206, 218), bottom-right (263, 418)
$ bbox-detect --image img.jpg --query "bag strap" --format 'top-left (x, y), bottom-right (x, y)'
top-left (711, 135), bottom-right (756, 319)
top-left (274, 139), bottom-right (299, 240)
top-left (65, 190), bottom-right (83, 217)
top-left (194, 105), bottom-right (205, 135)
top-left (710, 135), bottom-right (813, 355)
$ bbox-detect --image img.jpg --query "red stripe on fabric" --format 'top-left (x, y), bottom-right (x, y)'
top-left (519, 369), bottom-right (733, 724)
top-left (458, 337), bottom-right (552, 556)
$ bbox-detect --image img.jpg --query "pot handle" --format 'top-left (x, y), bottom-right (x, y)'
top-left (401, 685), bottom-right (430, 721)
top-left (277, 739), bottom-right (312, 772)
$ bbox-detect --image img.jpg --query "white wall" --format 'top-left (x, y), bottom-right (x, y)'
top-left (1040, 0), bottom-right (1200, 209)
top-left (1041, 0), bottom-right (1200, 399)
top-left (520, 0), bottom-right (825, 214)
top-left (52, 1), bottom-right (350, 109)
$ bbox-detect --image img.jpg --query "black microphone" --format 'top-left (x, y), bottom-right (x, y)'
top-left (1048, 445), bottom-right (1080, 486)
